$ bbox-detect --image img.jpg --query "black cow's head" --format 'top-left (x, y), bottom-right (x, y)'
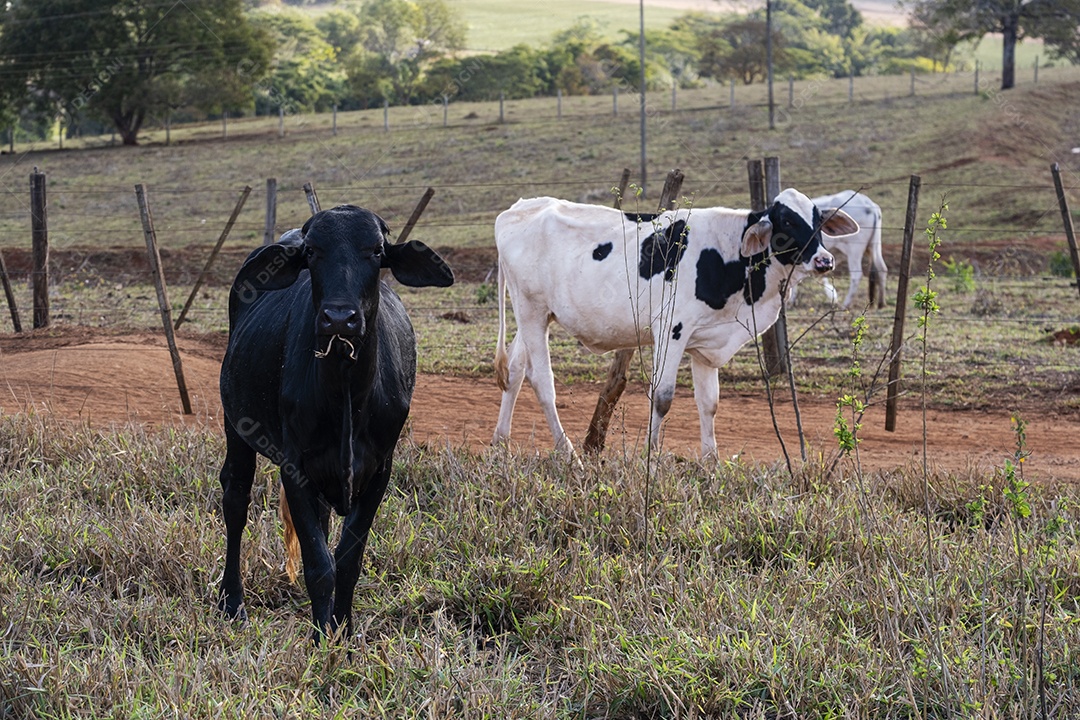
top-left (741, 189), bottom-right (858, 276)
top-left (234, 205), bottom-right (453, 358)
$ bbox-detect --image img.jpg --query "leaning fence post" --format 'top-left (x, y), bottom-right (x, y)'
top-left (263, 178), bottom-right (277, 245)
top-left (396, 187), bottom-right (435, 245)
top-left (175, 185), bottom-right (252, 330)
top-left (0, 249), bottom-right (22, 332)
top-left (30, 168), bottom-right (49, 329)
top-left (302, 182), bottom-right (321, 215)
top-left (584, 168), bottom-right (683, 454)
top-left (135, 184), bottom-right (193, 415)
top-left (885, 174), bottom-right (921, 432)
top-left (1051, 163), bottom-right (1080, 299)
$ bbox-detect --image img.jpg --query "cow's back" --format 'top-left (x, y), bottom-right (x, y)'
top-left (496, 198), bottom-right (668, 351)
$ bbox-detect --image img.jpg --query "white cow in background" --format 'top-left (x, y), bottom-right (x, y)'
top-left (492, 189), bottom-right (860, 456)
top-left (795, 190), bottom-right (887, 309)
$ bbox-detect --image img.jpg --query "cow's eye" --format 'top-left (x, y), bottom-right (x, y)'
top-left (303, 245), bottom-right (316, 260)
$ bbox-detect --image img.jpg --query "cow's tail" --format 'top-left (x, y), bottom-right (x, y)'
top-left (867, 206), bottom-right (888, 309)
top-left (494, 259), bottom-right (510, 391)
top-left (279, 482), bottom-right (300, 584)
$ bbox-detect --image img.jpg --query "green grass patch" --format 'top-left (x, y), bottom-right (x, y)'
top-left (1, 415), bottom-right (1078, 716)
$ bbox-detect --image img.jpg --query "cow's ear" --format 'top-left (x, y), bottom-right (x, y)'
top-left (234, 242), bottom-right (307, 293)
top-left (820, 208), bottom-right (859, 238)
top-left (382, 240), bottom-right (455, 287)
top-left (740, 219), bottom-right (773, 257)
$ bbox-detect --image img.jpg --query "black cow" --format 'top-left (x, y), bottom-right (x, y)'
top-left (218, 204), bottom-right (453, 639)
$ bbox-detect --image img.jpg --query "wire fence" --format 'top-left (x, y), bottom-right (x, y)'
top-left (1, 64), bottom-right (1077, 415)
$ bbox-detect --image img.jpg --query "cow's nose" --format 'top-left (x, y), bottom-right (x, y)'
top-left (318, 306), bottom-right (361, 335)
top-left (813, 254), bottom-right (835, 274)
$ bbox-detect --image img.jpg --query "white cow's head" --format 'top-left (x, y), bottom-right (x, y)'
top-left (741, 188), bottom-right (859, 277)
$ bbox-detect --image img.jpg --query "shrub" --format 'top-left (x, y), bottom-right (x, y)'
top-left (1048, 249), bottom-right (1076, 278)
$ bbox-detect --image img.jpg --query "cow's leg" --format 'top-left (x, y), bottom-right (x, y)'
top-left (332, 455), bottom-right (393, 638)
top-left (842, 257), bottom-right (863, 309)
top-left (493, 335), bottom-right (529, 445)
top-left (690, 356), bottom-right (719, 458)
top-left (496, 310), bottom-right (573, 454)
top-left (523, 324), bottom-right (574, 454)
top-left (218, 421), bottom-right (257, 621)
top-left (280, 467), bottom-right (336, 641)
top-left (647, 334), bottom-right (688, 451)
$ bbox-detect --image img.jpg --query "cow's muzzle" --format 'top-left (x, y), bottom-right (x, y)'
top-left (813, 253), bottom-right (835, 275)
top-left (318, 306), bottom-right (363, 336)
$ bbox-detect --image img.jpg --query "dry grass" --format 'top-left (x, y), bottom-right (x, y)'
top-left (2, 413), bottom-right (1078, 717)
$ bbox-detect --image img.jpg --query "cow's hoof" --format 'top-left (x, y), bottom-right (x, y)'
top-left (217, 595), bottom-right (248, 622)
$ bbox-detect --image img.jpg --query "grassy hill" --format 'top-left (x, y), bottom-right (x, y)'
top-left (0, 67), bottom-right (1076, 259)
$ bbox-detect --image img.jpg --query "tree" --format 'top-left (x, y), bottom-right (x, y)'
top-left (249, 9), bottom-right (345, 114)
top-left (697, 18), bottom-right (789, 84)
top-left (0, 0), bottom-right (273, 145)
top-left (348, 0), bottom-right (466, 103)
top-left (906, 0), bottom-right (1080, 89)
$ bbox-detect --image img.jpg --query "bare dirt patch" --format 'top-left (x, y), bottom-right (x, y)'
top-left (3, 327), bottom-right (1078, 482)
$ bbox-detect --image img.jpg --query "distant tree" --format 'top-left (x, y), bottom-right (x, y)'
top-left (346, 0), bottom-right (466, 103)
top-left (905, 0), bottom-right (1080, 89)
top-left (697, 18), bottom-right (789, 84)
top-left (620, 28), bottom-right (702, 87)
top-left (316, 9), bottom-right (363, 56)
top-left (801, 0), bottom-right (863, 37)
top-left (248, 9), bottom-right (345, 113)
top-left (0, 0), bottom-right (272, 145)
top-left (420, 45), bottom-right (547, 101)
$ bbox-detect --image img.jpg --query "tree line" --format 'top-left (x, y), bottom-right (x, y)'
top-left (0, 0), bottom-right (1076, 146)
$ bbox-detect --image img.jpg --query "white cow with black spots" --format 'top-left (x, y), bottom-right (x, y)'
top-left (492, 188), bottom-right (860, 456)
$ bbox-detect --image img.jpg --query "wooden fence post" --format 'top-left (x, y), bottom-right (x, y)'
top-left (396, 187), bottom-right (435, 245)
top-left (134, 184), bottom-right (193, 415)
top-left (263, 178), bottom-right (277, 245)
top-left (499, 92), bottom-right (505, 124)
top-left (278, 106), bottom-right (285, 138)
top-left (0, 249), bottom-right (22, 332)
top-left (332, 105), bottom-right (338, 135)
top-left (885, 174), bottom-right (921, 432)
top-left (222, 111), bottom-right (228, 140)
top-left (384, 99), bottom-right (389, 132)
top-left (174, 185), bottom-right (252, 330)
top-left (613, 86), bottom-right (618, 116)
top-left (303, 182), bottom-right (321, 215)
top-left (583, 168), bottom-right (683, 454)
top-left (761, 156), bottom-right (788, 377)
top-left (557, 88), bottom-right (562, 119)
top-left (30, 168), bottom-right (49, 329)
top-left (1051, 163), bottom-right (1080, 299)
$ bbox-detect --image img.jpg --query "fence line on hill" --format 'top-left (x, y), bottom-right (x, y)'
top-left (8, 65), bottom-right (1079, 153)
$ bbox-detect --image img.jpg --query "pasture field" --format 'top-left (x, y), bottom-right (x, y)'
top-left (1, 67), bottom-right (1077, 255)
top-left (2, 414), bottom-right (1079, 717)
top-left (1, 64), bottom-right (1080, 717)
